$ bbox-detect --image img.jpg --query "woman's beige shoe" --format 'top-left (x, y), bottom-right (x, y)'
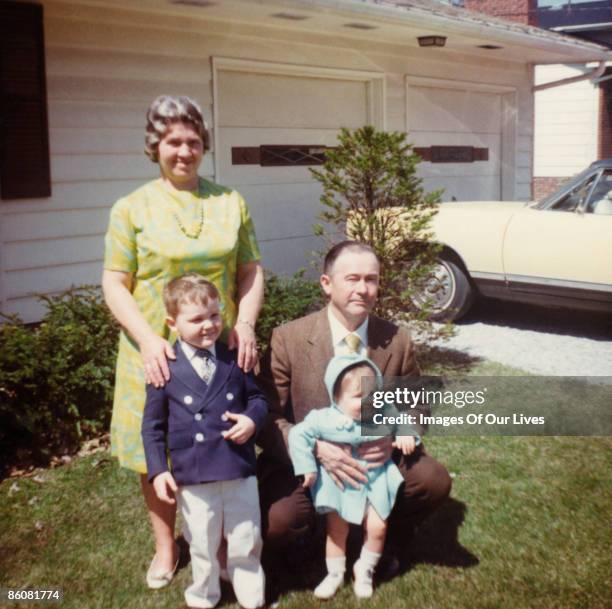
top-left (146, 554), bottom-right (179, 589)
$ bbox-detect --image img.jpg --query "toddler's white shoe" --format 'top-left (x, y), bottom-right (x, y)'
top-left (353, 559), bottom-right (374, 599)
top-left (314, 573), bottom-right (344, 600)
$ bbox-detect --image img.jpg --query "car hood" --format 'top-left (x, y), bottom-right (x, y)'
top-left (436, 200), bottom-right (528, 213)
top-left (432, 200), bottom-right (526, 233)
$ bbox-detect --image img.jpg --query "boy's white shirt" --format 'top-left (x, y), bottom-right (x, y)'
top-left (179, 340), bottom-right (217, 380)
top-left (327, 306), bottom-right (368, 356)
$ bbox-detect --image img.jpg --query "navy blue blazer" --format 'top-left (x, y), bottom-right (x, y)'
top-left (142, 341), bottom-right (268, 486)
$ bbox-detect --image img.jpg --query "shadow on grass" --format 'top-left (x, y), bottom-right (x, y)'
top-left (403, 497), bottom-right (479, 569)
top-left (261, 497), bottom-right (478, 604)
top-left (176, 535), bottom-right (191, 573)
top-left (418, 345), bottom-right (483, 375)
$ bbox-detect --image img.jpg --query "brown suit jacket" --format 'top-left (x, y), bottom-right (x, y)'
top-left (257, 309), bottom-right (421, 463)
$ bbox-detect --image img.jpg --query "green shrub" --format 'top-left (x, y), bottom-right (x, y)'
top-left (0, 287), bottom-right (119, 466)
top-left (311, 126), bottom-right (451, 341)
top-left (0, 274), bottom-right (319, 469)
top-left (257, 270), bottom-right (322, 347)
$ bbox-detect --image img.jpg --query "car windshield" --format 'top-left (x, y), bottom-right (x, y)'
top-left (533, 167), bottom-right (593, 210)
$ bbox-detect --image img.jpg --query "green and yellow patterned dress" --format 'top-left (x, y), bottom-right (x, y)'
top-left (104, 178), bottom-right (261, 473)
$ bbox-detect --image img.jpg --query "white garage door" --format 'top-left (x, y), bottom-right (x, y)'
top-left (216, 69), bottom-right (369, 274)
top-left (407, 85), bottom-right (503, 201)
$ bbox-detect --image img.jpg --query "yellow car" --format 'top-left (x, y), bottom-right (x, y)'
top-left (416, 160), bottom-right (612, 321)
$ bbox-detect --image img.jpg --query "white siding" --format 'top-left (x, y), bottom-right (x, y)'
top-left (0, 0), bottom-right (534, 321)
top-left (534, 64), bottom-right (600, 177)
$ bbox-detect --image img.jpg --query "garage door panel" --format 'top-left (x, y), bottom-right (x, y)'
top-left (234, 183), bottom-right (323, 241)
top-left (407, 85), bottom-right (502, 200)
top-left (218, 72), bottom-right (367, 129)
top-left (258, 234), bottom-right (323, 276)
top-left (217, 67), bottom-right (369, 273)
top-left (409, 130), bottom-right (500, 152)
top-left (421, 175), bottom-right (501, 202)
top-left (411, 132), bottom-right (501, 178)
top-left (408, 87), bottom-right (502, 134)
top-left (218, 127), bottom-right (340, 186)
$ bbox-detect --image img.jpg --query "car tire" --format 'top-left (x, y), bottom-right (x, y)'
top-left (413, 258), bottom-right (474, 321)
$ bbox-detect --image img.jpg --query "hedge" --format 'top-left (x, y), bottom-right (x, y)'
top-left (0, 272), bottom-right (321, 469)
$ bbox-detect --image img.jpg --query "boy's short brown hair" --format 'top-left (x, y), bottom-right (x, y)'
top-left (163, 273), bottom-right (220, 318)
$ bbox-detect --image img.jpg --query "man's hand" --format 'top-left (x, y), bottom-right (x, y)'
top-left (356, 436), bottom-right (394, 468)
top-left (302, 472), bottom-right (317, 488)
top-left (222, 412), bottom-right (256, 444)
top-left (315, 439), bottom-right (368, 490)
top-left (393, 435), bottom-right (416, 456)
top-left (153, 472), bottom-right (178, 504)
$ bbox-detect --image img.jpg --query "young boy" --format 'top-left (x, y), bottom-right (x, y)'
top-left (142, 273), bottom-right (267, 609)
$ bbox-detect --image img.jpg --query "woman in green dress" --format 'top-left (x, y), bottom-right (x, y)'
top-left (102, 95), bottom-right (263, 588)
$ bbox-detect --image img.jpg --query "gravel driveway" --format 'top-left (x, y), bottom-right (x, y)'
top-left (436, 300), bottom-right (612, 377)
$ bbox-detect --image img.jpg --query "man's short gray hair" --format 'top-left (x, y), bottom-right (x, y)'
top-left (144, 95), bottom-right (210, 162)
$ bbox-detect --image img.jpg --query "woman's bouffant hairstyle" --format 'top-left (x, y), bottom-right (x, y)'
top-left (145, 95), bottom-right (210, 162)
top-left (163, 273), bottom-right (220, 318)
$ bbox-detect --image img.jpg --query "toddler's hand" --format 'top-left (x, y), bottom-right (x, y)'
top-left (393, 435), bottom-right (416, 456)
top-left (221, 412), bottom-right (256, 444)
top-left (302, 472), bottom-right (317, 488)
top-left (153, 471), bottom-right (178, 504)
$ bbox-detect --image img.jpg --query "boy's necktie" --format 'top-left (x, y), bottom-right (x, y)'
top-left (195, 348), bottom-right (216, 384)
top-left (345, 333), bottom-right (362, 354)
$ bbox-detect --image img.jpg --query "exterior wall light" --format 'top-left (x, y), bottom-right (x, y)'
top-left (418, 35), bottom-right (447, 47)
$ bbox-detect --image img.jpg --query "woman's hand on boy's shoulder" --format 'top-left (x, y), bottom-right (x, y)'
top-left (228, 320), bottom-right (258, 373)
top-left (141, 334), bottom-right (176, 388)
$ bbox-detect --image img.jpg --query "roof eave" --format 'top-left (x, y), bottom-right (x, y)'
top-left (282, 0), bottom-right (612, 63)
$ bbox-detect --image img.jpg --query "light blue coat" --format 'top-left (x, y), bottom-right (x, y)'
top-left (288, 354), bottom-right (417, 525)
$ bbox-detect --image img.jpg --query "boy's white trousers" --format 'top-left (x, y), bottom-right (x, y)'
top-left (178, 476), bottom-right (265, 609)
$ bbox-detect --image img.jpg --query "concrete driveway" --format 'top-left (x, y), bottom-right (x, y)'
top-left (438, 300), bottom-right (612, 376)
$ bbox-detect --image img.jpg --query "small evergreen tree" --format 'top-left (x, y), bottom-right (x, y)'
top-left (311, 125), bottom-right (451, 340)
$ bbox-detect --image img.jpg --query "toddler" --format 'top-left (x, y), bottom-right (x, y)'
top-left (142, 273), bottom-right (267, 609)
top-left (289, 354), bottom-right (418, 600)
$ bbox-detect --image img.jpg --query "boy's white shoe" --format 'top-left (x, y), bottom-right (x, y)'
top-left (314, 572), bottom-right (344, 599)
top-left (353, 559), bottom-right (375, 599)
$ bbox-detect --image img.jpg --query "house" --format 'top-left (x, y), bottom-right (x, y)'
top-left (1, 0), bottom-right (610, 322)
top-left (463, 0), bottom-right (612, 198)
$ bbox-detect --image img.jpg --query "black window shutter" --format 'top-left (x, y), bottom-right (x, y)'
top-left (0, 2), bottom-right (51, 199)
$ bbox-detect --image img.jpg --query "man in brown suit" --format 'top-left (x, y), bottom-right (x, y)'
top-left (257, 241), bottom-right (451, 559)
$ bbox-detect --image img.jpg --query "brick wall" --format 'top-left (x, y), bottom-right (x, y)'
top-left (463, 0), bottom-right (538, 25)
top-left (533, 176), bottom-right (570, 201)
top-left (599, 68), bottom-right (612, 159)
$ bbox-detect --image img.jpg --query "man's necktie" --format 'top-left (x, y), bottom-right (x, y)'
top-left (345, 333), bottom-right (362, 354)
top-left (195, 349), bottom-right (216, 384)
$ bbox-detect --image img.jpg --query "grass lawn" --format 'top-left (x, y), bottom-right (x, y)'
top-left (1, 350), bottom-right (611, 609)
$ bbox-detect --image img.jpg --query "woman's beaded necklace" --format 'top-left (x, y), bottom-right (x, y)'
top-left (171, 200), bottom-right (204, 239)
top-left (162, 179), bottom-right (205, 239)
